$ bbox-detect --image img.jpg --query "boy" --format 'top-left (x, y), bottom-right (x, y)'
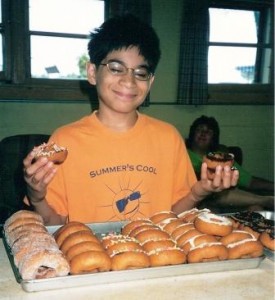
top-left (23, 15), bottom-right (238, 225)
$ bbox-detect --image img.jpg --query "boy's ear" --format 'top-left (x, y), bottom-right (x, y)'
top-left (87, 62), bottom-right (97, 85)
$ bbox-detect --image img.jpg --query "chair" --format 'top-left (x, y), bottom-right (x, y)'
top-left (0, 134), bottom-right (50, 224)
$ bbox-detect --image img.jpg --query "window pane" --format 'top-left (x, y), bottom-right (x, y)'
top-left (31, 36), bottom-right (89, 79)
top-left (29, 0), bottom-right (104, 34)
top-left (209, 8), bottom-right (259, 43)
top-left (208, 46), bottom-right (257, 83)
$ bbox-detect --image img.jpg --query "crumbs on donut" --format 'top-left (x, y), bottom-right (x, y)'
top-left (33, 142), bottom-right (68, 164)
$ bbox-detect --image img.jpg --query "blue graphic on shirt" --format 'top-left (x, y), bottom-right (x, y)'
top-left (116, 191), bottom-right (141, 213)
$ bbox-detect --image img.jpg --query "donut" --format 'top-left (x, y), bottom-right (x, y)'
top-left (194, 212), bottom-right (233, 236)
top-left (227, 239), bottom-right (264, 259)
top-left (33, 141), bottom-right (68, 164)
top-left (54, 221), bottom-right (93, 247)
top-left (239, 224), bottom-right (260, 240)
top-left (171, 223), bottom-right (195, 240)
top-left (4, 217), bottom-right (44, 235)
top-left (66, 241), bottom-right (105, 262)
top-left (150, 211), bottom-right (178, 224)
top-left (128, 223), bottom-right (159, 238)
top-left (178, 208), bottom-right (210, 223)
top-left (4, 210), bottom-right (43, 231)
top-left (121, 219), bottom-right (153, 236)
top-left (106, 240), bottom-right (143, 257)
top-left (18, 249), bottom-right (70, 280)
top-left (142, 239), bottom-right (177, 253)
top-left (6, 223), bottom-right (47, 246)
top-left (110, 250), bottom-right (150, 271)
top-left (182, 234), bottom-right (218, 254)
top-left (203, 152), bottom-right (234, 180)
top-left (176, 229), bottom-right (201, 248)
top-left (187, 242), bottom-right (228, 263)
top-left (160, 218), bottom-right (185, 234)
top-left (135, 228), bottom-right (170, 245)
top-left (259, 231), bottom-right (275, 251)
top-left (101, 234), bottom-right (137, 249)
top-left (148, 248), bottom-right (186, 267)
top-left (60, 230), bottom-right (100, 254)
top-left (220, 230), bottom-right (255, 246)
top-left (70, 251), bottom-right (111, 274)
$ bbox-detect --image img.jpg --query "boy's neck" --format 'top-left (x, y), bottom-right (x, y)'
top-left (95, 110), bottom-right (138, 132)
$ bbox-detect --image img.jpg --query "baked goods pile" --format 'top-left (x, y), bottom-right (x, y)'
top-left (4, 210), bottom-right (70, 280)
top-left (4, 208), bottom-right (272, 279)
top-left (228, 211), bottom-right (274, 251)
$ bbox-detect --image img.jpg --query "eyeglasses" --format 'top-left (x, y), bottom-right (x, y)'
top-left (100, 61), bottom-right (153, 81)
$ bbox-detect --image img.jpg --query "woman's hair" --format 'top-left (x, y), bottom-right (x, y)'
top-left (88, 14), bottom-right (161, 73)
top-left (186, 115), bottom-right (220, 151)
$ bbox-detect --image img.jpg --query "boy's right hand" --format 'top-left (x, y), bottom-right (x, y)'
top-left (23, 150), bottom-right (57, 204)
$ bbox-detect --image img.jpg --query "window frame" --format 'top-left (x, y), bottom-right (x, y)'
top-left (207, 0), bottom-right (274, 104)
top-left (0, 0), bottom-right (108, 103)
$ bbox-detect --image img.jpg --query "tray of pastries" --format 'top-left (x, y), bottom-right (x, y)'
top-left (2, 209), bottom-right (269, 292)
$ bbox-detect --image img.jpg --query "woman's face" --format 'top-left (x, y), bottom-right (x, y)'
top-left (192, 124), bottom-right (214, 152)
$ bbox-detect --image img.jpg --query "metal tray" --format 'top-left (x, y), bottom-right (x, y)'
top-left (2, 220), bottom-right (265, 293)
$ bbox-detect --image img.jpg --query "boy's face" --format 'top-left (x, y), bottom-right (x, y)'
top-left (193, 124), bottom-right (214, 151)
top-left (87, 47), bottom-right (154, 114)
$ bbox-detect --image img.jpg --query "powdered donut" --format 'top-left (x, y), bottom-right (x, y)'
top-left (33, 142), bottom-right (68, 164)
top-left (18, 249), bottom-right (70, 280)
top-left (194, 212), bottom-right (233, 236)
top-left (4, 210), bottom-right (43, 231)
top-left (70, 250), bottom-right (111, 274)
top-left (187, 242), bottom-right (228, 263)
top-left (4, 217), bottom-right (43, 235)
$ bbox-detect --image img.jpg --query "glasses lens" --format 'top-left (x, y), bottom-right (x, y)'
top-left (134, 68), bottom-right (150, 81)
top-left (108, 62), bottom-right (125, 74)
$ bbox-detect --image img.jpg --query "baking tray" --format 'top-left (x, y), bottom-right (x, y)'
top-left (2, 220), bottom-right (265, 293)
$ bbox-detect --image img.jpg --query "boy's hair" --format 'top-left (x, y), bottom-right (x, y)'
top-left (88, 14), bottom-right (161, 73)
top-left (186, 115), bottom-right (220, 151)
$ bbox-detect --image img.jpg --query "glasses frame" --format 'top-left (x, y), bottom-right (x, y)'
top-left (100, 61), bottom-right (153, 81)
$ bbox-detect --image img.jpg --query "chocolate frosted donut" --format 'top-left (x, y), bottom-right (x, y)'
top-left (203, 152), bottom-right (235, 180)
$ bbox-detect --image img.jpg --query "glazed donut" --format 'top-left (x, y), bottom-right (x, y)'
top-left (182, 234), bottom-right (218, 254)
top-left (60, 230), bottom-right (100, 254)
top-left (142, 239), bottom-right (176, 253)
top-left (54, 221), bottom-right (93, 247)
top-left (227, 239), bottom-right (264, 259)
top-left (150, 211), bottom-right (178, 225)
top-left (187, 242), bottom-right (228, 263)
top-left (148, 248), bottom-right (186, 267)
top-left (18, 249), bottom-right (70, 280)
top-left (176, 229), bottom-right (201, 248)
top-left (259, 231), bottom-right (275, 251)
top-left (178, 208), bottom-right (210, 223)
top-left (135, 228), bottom-right (170, 245)
top-left (160, 218), bottom-right (185, 234)
top-left (121, 219), bottom-right (153, 236)
top-left (111, 250), bottom-right (150, 271)
top-left (128, 223), bottom-right (159, 238)
top-left (66, 241), bottom-right (104, 262)
top-left (194, 212), bottom-right (233, 236)
top-left (4, 210), bottom-right (43, 231)
top-left (171, 223), bottom-right (195, 240)
top-left (106, 240), bottom-right (143, 257)
top-left (33, 141), bottom-right (68, 164)
top-left (70, 250), bottom-right (111, 274)
top-left (220, 230), bottom-right (255, 246)
top-left (203, 152), bottom-right (234, 180)
top-left (239, 224), bottom-right (260, 240)
top-left (101, 234), bottom-right (137, 249)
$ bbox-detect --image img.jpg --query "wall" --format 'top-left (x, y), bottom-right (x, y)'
top-left (0, 0), bottom-right (274, 182)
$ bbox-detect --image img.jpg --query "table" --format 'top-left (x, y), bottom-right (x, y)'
top-left (0, 239), bottom-right (274, 300)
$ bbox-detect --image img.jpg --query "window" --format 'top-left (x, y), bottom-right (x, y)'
top-left (208, 2), bottom-right (273, 84)
top-left (0, 0), bottom-right (106, 101)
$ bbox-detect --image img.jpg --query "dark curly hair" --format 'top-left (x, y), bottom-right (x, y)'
top-left (88, 14), bottom-right (161, 74)
top-left (186, 115), bottom-right (220, 151)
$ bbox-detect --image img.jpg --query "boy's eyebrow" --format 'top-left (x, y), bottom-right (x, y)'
top-left (106, 59), bottom-right (150, 69)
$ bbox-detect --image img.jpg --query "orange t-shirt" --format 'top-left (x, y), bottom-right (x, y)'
top-left (46, 112), bottom-right (197, 223)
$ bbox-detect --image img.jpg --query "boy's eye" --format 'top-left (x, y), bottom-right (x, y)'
top-left (109, 63), bottom-right (124, 73)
